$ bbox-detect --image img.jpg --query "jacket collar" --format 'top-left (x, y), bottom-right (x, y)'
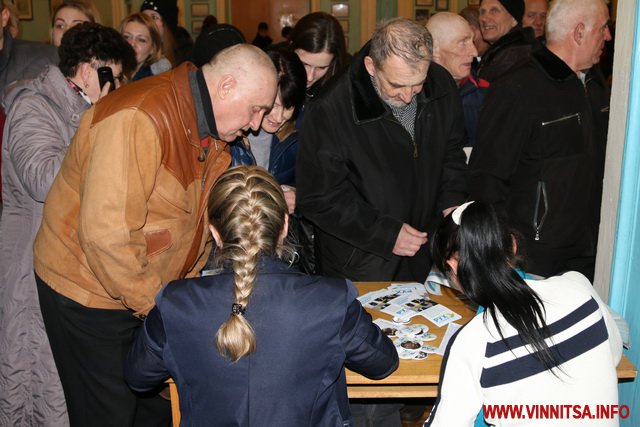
top-left (0, 28), bottom-right (13, 72)
top-left (482, 26), bottom-right (535, 64)
top-left (531, 44), bottom-right (577, 81)
top-left (191, 68), bottom-right (218, 139)
top-left (349, 43), bottom-right (445, 124)
top-left (217, 255), bottom-right (299, 276)
top-left (275, 120), bottom-right (296, 142)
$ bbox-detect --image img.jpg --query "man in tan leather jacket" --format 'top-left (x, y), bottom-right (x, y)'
top-left (33, 44), bottom-right (277, 426)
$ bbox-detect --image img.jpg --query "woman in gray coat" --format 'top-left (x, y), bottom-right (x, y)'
top-left (0, 23), bottom-right (134, 427)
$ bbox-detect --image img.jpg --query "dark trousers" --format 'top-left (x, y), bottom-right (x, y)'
top-left (36, 275), bottom-right (171, 427)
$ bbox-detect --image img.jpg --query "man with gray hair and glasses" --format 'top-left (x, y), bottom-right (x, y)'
top-left (469, 0), bottom-right (612, 282)
top-left (296, 18), bottom-right (467, 424)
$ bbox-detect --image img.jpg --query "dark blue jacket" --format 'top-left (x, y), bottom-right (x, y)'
top-left (459, 72), bottom-right (489, 147)
top-left (231, 121), bottom-right (298, 185)
top-left (125, 257), bottom-right (398, 427)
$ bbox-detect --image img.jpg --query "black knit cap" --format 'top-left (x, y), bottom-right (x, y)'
top-left (140, 0), bottom-right (178, 32)
top-left (497, 0), bottom-right (524, 24)
top-left (193, 24), bottom-right (245, 67)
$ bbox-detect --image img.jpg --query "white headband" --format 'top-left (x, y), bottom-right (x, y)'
top-left (451, 201), bottom-right (475, 225)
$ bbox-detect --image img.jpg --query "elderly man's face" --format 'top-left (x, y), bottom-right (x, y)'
top-left (479, 0), bottom-right (518, 44)
top-left (214, 73), bottom-right (277, 142)
top-left (579, 3), bottom-right (611, 70)
top-left (436, 22), bottom-right (478, 81)
top-left (522, 0), bottom-right (548, 38)
top-left (364, 54), bottom-right (429, 107)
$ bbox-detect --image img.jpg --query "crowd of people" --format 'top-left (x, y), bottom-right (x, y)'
top-left (0, 0), bottom-right (624, 426)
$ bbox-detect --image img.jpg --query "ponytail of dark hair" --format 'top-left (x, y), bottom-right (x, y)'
top-left (431, 202), bottom-right (561, 372)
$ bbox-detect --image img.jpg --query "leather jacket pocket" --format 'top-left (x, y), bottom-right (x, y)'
top-left (144, 229), bottom-right (172, 257)
top-left (539, 112), bottom-right (582, 158)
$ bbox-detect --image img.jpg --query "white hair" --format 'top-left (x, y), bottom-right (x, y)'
top-left (546, 0), bottom-right (608, 42)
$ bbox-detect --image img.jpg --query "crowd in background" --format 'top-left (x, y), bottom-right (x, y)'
top-left (0, 0), bottom-right (624, 426)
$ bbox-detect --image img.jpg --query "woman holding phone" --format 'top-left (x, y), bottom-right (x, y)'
top-left (0, 23), bottom-right (134, 426)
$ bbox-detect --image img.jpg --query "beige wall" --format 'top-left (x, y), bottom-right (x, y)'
top-left (229, 0), bottom-right (307, 45)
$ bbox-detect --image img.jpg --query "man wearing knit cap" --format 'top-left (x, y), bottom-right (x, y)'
top-left (476, 0), bottom-right (536, 82)
top-left (140, 0), bottom-right (178, 35)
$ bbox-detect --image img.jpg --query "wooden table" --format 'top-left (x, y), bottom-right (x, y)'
top-left (167, 281), bottom-right (637, 424)
top-left (345, 281), bottom-right (637, 398)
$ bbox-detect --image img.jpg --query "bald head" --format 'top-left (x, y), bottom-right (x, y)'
top-left (427, 13), bottom-right (478, 81)
top-left (203, 43), bottom-right (277, 82)
top-left (203, 44), bottom-right (278, 142)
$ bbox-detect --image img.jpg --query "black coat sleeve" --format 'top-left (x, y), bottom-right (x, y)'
top-left (296, 100), bottom-right (404, 260)
top-left (434, 76), bottom-right (469, 213)
top-left (468, 79), bottom-right (529, 214)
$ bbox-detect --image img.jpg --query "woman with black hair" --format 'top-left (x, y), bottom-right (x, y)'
top-left (230, 49), bottom-right (306, 213)
top-left (425, 201), bottom-right (622, 426)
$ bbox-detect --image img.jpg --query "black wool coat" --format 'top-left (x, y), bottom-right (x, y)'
top-left (296, 45), bottom-right (468, 282)
top-left (469, 44), bottom-right (610, 279)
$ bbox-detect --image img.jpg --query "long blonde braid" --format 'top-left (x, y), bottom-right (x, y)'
top-left (207, 166), bottom-right (289, 362)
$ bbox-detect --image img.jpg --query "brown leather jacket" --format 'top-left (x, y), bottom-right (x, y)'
top-left (34, 63), bottom-right (230, 317)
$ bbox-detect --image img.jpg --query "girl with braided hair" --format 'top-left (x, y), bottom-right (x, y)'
top-left (125, 166), bottom-right (398, 426)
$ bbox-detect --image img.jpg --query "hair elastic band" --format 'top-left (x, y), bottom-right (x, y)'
top-left (451, 201), bottom-right (475, 225)
top-left (231, 303), bottom-right (245, 316)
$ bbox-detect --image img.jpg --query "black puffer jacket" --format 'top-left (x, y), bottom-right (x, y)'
top-left (469, 44), bottom-right (610, 278)
top-left (296, 44), bottom-right (468, 282)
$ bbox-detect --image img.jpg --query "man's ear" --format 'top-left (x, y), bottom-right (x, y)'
top-left (364, 56), bottom-right (376, 77)
top-left (573, 22), bottom-right (585, 45)
top-left (208, 224), bottom-right (223, 248)
top-left (217, 74), bottom-right (236, 100)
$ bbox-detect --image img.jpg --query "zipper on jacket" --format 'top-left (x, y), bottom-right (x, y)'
top-left (533, 181), bottom-right (548, 241)
top-left (541, 112), bottom-right (581, 126)
top-left (384, 117), bottom-right (419, 158)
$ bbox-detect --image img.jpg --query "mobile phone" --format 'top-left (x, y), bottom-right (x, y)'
top-left (97, 66), bottom-right (115, 93)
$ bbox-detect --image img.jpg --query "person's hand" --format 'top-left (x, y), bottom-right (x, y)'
top-left (281, 185), bottom-right (296, 214)
top-left (97, 82), bottom-right (112, 101)
top-left (392, 223), bottom-right (428, 257)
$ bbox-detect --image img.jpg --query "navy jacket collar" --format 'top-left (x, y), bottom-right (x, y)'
top-left (217, 256), bottom-right (299, 276)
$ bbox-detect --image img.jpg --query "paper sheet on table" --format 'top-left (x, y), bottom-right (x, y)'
top-left (418, 303), bottom-right (462, 327)
top-left (435, 322), bottom-right (462, 355)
